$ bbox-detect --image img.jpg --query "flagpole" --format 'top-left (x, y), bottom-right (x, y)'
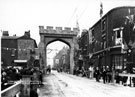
top-left (76, 15), bottom-right (80, 37)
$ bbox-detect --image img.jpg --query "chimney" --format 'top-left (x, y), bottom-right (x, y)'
top-left (2, 31), bottom-right (9, 36)
top-left (24, 30), bottom-right (30, 38)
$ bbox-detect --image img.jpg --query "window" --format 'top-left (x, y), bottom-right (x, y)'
top-left (104, 41), bottom-right (106, 49)
top-left (113, 27), bottom-right (123, 45)
top-left (101, 19), bottom-right (106, 31)
top-left (89, 29), bottom-right (93, 44)
top-left (116, 30), bottom-right (121, 38)
top-left (102, 41), bottom-right (106, 49)
top-left (112, 55), bottom-right (123, 70)
top-left (11, 49), bottom-right (15, 56)
top-left (91, 28), bottom-right (94, 43)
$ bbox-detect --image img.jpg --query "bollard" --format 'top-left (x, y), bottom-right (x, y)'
top-left (20, 75), bottom-right (31, 97)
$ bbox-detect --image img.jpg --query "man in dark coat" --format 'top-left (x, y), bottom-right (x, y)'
top-left (102, 68), bottom-right (107, 84)
top-left (95, 67), bottom-right (100, 82)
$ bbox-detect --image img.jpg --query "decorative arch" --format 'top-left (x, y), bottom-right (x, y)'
top-left (39, 26), bottom-right (78, 74)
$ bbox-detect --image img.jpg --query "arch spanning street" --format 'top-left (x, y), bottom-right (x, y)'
top-left (38, 26), bottom-right (78, 74)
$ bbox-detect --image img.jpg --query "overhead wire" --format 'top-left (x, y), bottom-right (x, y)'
top-left (78, 4), bottom-right (88, 20)
top-left (67, 0), bottom-right (80, 26)
top-left (66, 0), bottom-right (89, 30)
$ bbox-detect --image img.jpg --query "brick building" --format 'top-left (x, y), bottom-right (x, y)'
top-left (77, 29), bottom-right (89, 69)
top-left (88, 6), bottom-right (135, 72)
top-left (1, 31), bottom-right (38, 67)
top-left (53, 46), bottom-right (70, 71)
top-left (1, 31), bottom-right (18, 66)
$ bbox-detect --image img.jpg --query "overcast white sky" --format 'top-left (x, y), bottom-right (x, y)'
top-left (0, 0), bottom-right (135, 65)
top-left (0, 0), bottom-right (135, 44)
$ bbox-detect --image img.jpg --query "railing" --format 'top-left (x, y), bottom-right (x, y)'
top-left (1, 81), bottom-right (22, 97)
top-left (1, 75), bottom-right (32, 97)
top-left (118, 73), bottom-right (135, 86)
top-left (119, 73), bottom-right (135, 77)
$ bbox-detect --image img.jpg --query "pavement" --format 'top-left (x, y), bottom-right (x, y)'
top-left (38, 73), bottom-right (66, 97)
top-left (38, 71), bottom-right (135, 97)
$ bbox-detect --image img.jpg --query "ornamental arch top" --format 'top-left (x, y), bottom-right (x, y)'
top-left (38, 26), bottom-right (78, 74)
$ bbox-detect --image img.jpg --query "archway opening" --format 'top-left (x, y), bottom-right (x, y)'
top-left (46, 40), bottom-right (70, 73)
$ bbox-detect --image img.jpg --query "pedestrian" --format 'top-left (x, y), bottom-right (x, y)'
top-left (76, 67), bottom-right (79, 76)
top-left (89, 66), bottom-right (93, 79)
top-left (132, 77), bottom-right (135, 87)
top-left (73, 66), bottom-right (76, 75)
top-left (81, 67), bottom-right (86, 77)
top-left (122, 69), bottom-right (128, 86)
top-left (39, 69), bottom-right (43, 86)
top-left (115, 70), bottom-right (120, 84)
top-left (95, 67), bottom-right (100, 82)
top-left (106, 67), bottom-right (112, 83)
top-left (102, 68), bottom-right (107, 84)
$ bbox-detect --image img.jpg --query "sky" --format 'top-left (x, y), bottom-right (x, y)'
top-left (0, 0), bottom-right (135, 44)
top-left (47, 41), bottom-right (68, 65)
top-left (0, 0), bottom-right (135, 65)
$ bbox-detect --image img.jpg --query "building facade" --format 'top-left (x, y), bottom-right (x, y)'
top-left (88, 6), bottom-right (135, 72)
top-left (1, 31), bottom-right (38, 67)
top-left (53, 46), bottom-right (70, 71)
top-left (1, 31), bottom-right (18, 66)
top-left (77, 30), bottom-right (89, 69)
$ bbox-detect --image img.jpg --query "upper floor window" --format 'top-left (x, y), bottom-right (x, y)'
top-left (116, 30), bottom-right (121, 38)
top-left (101, 19), bottom-right (106, 31)
top-left (11, 49), bottom-right (15, 56)
top-left (91, 28), bottom-right (95, 43)
top-left (89, 29), bottom-right (93, 44)
top-left (113, 27), bottom-right (123, 45)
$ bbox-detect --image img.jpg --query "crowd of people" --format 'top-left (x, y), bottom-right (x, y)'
top-left (1, 66), bottom-right (45, 97)
top-left (1, 66), bottom-right (22, 90)
top-left (2, 64), bottom-right (135, 96)
top-left (73, 66), bottom-right (135, 87)
top-left (1, 66), bottom-right (44, 95)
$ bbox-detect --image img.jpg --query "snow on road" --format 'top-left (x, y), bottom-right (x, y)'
top-left (39, 71), bottom-right (135, 97)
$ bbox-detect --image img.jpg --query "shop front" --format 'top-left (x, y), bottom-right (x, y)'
top-left (14, 60), bottom-right (27, 68)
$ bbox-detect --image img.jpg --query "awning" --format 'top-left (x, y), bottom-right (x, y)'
top-left (14, 60), bottom-right (27, 63)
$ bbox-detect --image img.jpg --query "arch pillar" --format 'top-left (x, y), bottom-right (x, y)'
top-left (70, 43), bottom-right (75, 74)
top-left (38, 34), bottom-right (47, 73)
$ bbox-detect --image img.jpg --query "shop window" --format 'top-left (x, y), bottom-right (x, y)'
top-left (112, 55), bottom-right (123, 70)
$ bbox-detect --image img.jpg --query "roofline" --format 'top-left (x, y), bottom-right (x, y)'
top-left (1, 36), bottom-right (20, 39)
top-left (89, 6), bottom-right (135, 30)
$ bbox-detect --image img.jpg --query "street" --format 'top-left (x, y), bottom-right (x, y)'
top-left (38, 71), bottom-right (135, 97)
